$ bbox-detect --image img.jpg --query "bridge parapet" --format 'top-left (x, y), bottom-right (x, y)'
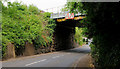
top-left (50, 11), bottom-right (84, 19)
top-left (43, 5), bottom-right (85, 19)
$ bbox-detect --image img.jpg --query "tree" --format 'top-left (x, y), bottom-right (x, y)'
top-left (66, 2), bottom-right (120, 68)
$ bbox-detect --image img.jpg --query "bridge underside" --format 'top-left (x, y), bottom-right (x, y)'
top-left (53, 18), bottom-right (85, 50)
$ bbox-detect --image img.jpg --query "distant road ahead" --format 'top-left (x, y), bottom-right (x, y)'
top-left (2, 45), bottom-right (90, 69)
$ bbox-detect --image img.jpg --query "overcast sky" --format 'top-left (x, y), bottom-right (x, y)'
top-left (3, 0), bottom-right (67, 13)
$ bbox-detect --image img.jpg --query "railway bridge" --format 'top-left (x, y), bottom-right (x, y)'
top-left (44, 6), bottom-right (86, 50)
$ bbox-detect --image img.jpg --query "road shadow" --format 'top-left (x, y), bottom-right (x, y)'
top-left (61, 45), bottom-right (91, 54)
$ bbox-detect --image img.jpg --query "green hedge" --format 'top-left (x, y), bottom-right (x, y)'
top-left (2, 1), bottom-right (56, 57)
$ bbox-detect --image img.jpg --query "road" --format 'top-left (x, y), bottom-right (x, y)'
top-left (2, 45), bottom-right (90, 69)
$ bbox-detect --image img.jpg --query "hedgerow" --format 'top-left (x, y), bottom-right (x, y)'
top-left (2, 1), bottom-right (56, 57)
top-left (66, 2), bottom-right (120, 67)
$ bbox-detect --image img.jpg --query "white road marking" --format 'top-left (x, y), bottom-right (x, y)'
top-left (37, 59), bottom-right (47, 62)
top-left (52, 56), bottom-right (60, 59)
top-left (25, 59), bottom-right (47, 66)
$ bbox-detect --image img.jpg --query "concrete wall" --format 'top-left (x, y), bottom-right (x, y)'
top-left (4, 42), bottom-right (16, 60)
top-left (23, 42), bottom-right (35, 56)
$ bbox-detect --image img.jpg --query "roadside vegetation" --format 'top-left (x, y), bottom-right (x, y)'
top-left (1, 1), bottom-right (56, 58)
top-left (74, 27), bottom-right (86, 46)
top-left (66, 2), bottom-right (120, 68)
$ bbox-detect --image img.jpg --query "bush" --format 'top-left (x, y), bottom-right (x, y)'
top-left (2, 1), bottom-right (56, 57)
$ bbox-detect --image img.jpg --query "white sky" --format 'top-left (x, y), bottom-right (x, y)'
top-left (4, 0), bottom-right (67, 13)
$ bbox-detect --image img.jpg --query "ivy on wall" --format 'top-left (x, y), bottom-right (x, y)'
top-left (1, 1), bottom-right (56, 57)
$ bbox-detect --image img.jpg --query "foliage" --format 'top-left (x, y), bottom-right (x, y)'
top-left (74, 27), bottom-right (84, 46)
top-left (2, 2), bottom-right (56, 57)
top-left (34, 12), bottom-right (56, 49)
top-left (66, 2), bottom-right (86, 14)
top-left (66, 2), bottom-right (120, 67)
top-left (81, 27), bottom-right (88, 37)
